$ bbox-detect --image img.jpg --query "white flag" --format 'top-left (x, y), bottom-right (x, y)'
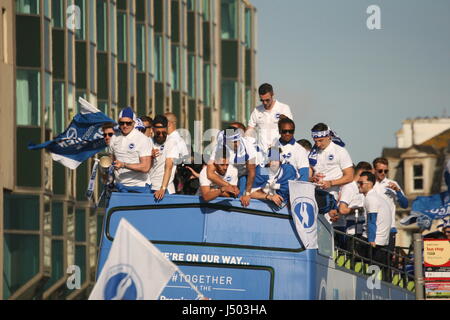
top-left (89, 218), bottom-right (178, 300)
top-left (289, 181), bottom-right (319, 249)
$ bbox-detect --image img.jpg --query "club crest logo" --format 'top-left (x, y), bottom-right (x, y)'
top-left (129, 143), bottom-right (135, 150)
top-left (103, 264), bottom-right (143, 300)
top-left (292, 196), bottom-right (317, 229)
top-left (328, 154), bottom-right (334, 161)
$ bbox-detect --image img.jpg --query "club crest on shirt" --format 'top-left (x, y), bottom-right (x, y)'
top-left (283, 152), bottom-right (292, 159)
top-left (129, 143), bottom-right (135, 150)
top-left (275, 113), bottom-right (281, 120)
top-left (328, 154), bottom-right (334, 161)
top-left (225, 176), bottom-right (232, 182)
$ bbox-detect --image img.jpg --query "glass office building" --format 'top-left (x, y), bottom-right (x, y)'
top-left (0, 0), bottom-right (257, 299)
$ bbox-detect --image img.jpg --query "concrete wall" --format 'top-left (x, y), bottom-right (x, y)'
top-left (0, 0), bottom-right (14, 300)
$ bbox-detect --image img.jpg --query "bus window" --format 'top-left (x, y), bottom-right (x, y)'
top-left (317, 217), bottom-right (333, 257)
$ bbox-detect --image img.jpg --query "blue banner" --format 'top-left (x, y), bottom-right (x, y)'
top-left (401, 191), bottom-right (450, 230)
top-left (28, 99), bottom-right (114, 169)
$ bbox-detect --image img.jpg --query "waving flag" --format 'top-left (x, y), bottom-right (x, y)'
top-left (28, 98), bottom-right (114, 169)
top-left (400, 191), bottom-right (450, 230)
top-left (289, 181), bottom-right (319, 249)
top-left (89, 219), bottom-right (178, 300)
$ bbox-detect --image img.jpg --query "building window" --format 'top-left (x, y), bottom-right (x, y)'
top-left (154, 34), bottom-right (162, 81)
top-left (16, 0), bottom-right (40, 14)
top-left (221, 80), bottom-right (237, 123)
top-left (244, 7), bottom-right (252, 48)
top-left (53, 81), bottom-right (65, 134)
top-left (221, 0), bottom-right (237, 40)
top-left (413, 164), bottom-right (424, 191)
top-left (171, 45), bottom-right (180, 90)
top-left (96, 0), bottom-right (107, 51)
top-left (75, 0), bottom-right (86, 40)
top-left (136, 23), bottom-right (146, 72)
top-left (117, 11), bottom-right (127, 62)
top-left (52, 0), bottom-right (64, 28)
top-left (16, 69), bottom-right (41, 126)
top-left (188, 53), bottom-right (195, 97)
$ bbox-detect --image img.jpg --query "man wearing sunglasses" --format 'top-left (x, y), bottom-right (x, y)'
top-left (139, 116), bottom-right (153, 138)
top-left (148, 115), bottom-right (185, 200)
top-left (358, 171), bottom-right (392, 271)
top-left (101, 122), bottom-right (116, 146)
top-left (273, 118), bottom-right (310, 182)
top-left (246, 83), bottom-right (293, 153)
top-left (108, 107), bottom-right (152, 193)
top-left (372, 157), bottom-right (408, 252)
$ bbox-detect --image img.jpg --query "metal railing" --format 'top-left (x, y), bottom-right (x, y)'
top-left (333, 229), bottom-right (415, 292)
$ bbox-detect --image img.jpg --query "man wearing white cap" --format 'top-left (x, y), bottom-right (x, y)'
top-left (109, 107), bottom-right (153, 193)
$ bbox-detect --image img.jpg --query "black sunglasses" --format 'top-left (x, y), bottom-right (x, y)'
top-left (281, 129), bottom-right (295, 134)
top-left (119, 121), bottom-right (133, 126)
top-left (103, 132), bottom-right (114, 137)
top-left (377, 169), bottom-right (389, 174)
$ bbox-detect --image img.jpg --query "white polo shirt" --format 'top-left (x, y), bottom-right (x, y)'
top-left (313, 141), bottom-right (353, 199)
top-left (197, 165), bottom-right (238, 196)
top-left (338, 181), bottom-right (365, 235)
top-left (109, 129), bottom-right (153, 187)
top-left (166, 130), bottom-right (189, 164)
top-left (148, 139), bottom-right (181, 194)
top-left (364, 189), bottom-right (392, 246)
top-left (248, 100), bottom-right (293, 152)
top-left (373, 178), bottom-right (405, 230)
top-left (274, 139), bottom-right (309, 175)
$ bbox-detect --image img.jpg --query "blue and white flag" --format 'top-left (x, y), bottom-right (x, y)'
top-left (289, 181), bottom-right (319, 249)
top-left (28, 98), bottom-right (114, 169)
top-left (89, 219), bottom-right (179, 300)
top-left (400, 191), bottom-right (450, 230)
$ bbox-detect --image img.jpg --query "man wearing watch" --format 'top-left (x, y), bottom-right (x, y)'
top-left (109, 107), bottom-right (152, 193)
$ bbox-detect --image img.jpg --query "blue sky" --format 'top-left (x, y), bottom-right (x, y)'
top-left (252, 0), bottom-right (450, 163)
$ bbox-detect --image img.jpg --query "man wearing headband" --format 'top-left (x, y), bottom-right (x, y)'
top-left (250, 147), bottom-right (297, 207)
top-left (207, 126), bottom-right (257, 207)
top-left (274, 118), bottom-right (310, 182)
top-left (246, 83), bottom-right (293, 153)
top-left (198, 147), bottom-right (238, 202)
top-left (309, 123), bottom-right (354, 202)
top-left (109, 107), bottom-right (153, 193)
top-left (372, 157), bottom-right (408, 252)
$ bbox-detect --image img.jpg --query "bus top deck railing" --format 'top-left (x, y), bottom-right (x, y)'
top-left (333, 229), bottom-right (415, 292)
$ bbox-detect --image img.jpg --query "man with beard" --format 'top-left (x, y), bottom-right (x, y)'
top-left (148, 115), bottom-right (184, 200)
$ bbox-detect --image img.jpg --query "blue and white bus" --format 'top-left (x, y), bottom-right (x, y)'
top-left (96, 192), bottom-right (415, 300)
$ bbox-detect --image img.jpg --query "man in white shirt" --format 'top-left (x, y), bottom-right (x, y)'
top-left (372, 157), bottom-right (409, 252)
top-left (198, 147), bottom-right (239, 202)
top-left (358, 171), bottom-right (392, 268)
top-left (109, 107), bottom-right (152, 193)
top-left (148, 115), bottom-right (185, 200)
top-left (274, 118), bottom-right (310, 182)
top-left (164, 112), bottom-right (190, 162)
top-left (309, 123), bottom-right (354, 201)
top-left (207, 126), bottom-right (257, 207)
top-left (330, 161), bottom-right (372, 251)
top-left (246, 83), bottom-right (293, 153)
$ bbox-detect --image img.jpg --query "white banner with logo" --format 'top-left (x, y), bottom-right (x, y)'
top-left (89, 219), bottom-right (178, 300)
top-left (289, 181), bottom-right (319, 249)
